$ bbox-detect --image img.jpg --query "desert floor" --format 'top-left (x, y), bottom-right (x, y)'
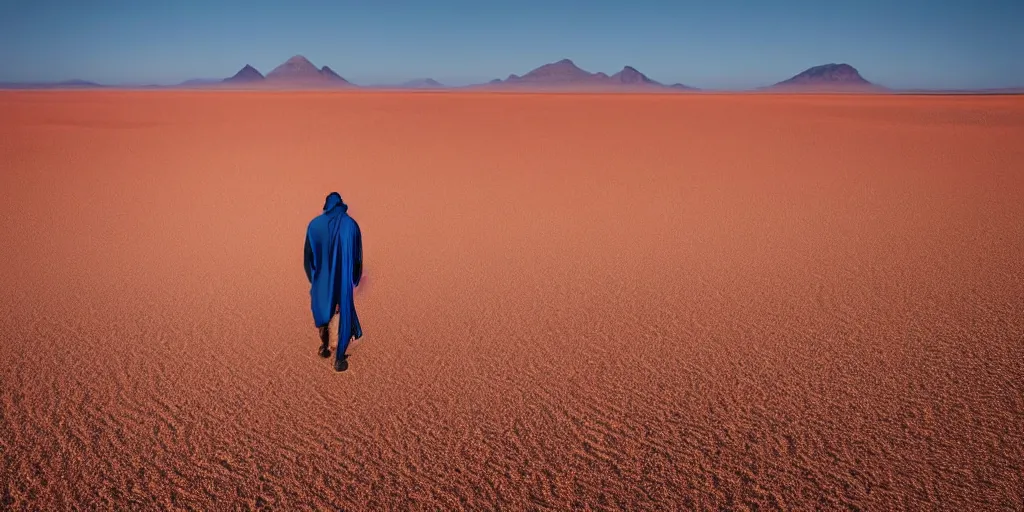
top-left (1, 91), bottom-right (1022, 510)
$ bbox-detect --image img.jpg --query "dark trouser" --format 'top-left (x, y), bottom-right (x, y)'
top-left (319, 324), bottom-right (331, 347)
top-left (317, 314), bottom-right (351, 360)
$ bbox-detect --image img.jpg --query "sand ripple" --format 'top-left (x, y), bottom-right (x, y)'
top-left (1, 91), bottom-right (1023, 510)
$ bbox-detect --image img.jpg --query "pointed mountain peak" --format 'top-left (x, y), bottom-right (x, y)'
top-left (521, 59), bottom-right (593, 80)
top-left (284, 55), bottom-right (315, 66)
top-left (223, 64), bottom-right (264, 83)
top-left (480, 60), bottom-right (692, 91)
top-left (611, 65), bottom-right (657, 85)
top-left (257, 56), bottom-right (354, 86)
top-left (266, 55), bottom-right (322, 80)
top-left (320, 66), bottom-right (349, 82)
top-left (549, 59), bottom-right (586, 71)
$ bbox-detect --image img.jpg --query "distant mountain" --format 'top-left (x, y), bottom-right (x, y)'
top-left (610, 66), bottom-right (656, 85)
top-left (55, 79), bottom-right (102, 88)
top-left (264, 55), bottom-right (352, 86)
top-left (362, 78), bottom-right (447, 89)
top-left (223, 64), bottom-right (265, 84)
top-left (767, 63), bottom-right (883, 91)
top-left (669, 83), bottom-right (698, 90)
top-left (894, 87), bottom-right (1024, 95)
top-left (477, 59), bottom-right (695, 91)
top-left (515, 59), bottom-right (601, 83)
top-left (400, 78), bottom-right (444, 88)
top-left (492, 59), bottom-right (609, 87)
top-left (265, 55), bottom-right (319, 80)
top-left (320, 66), bottom-right (350, 83)
top-left (178, 78), bottom-right (221, 86)
top-left (25, 57), bottom-right (1022, 94)
top-left (0, 79), bottom-right (103, 89)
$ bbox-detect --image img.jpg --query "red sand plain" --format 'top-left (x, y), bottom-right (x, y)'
top-left (1, 91), bottom-right (1023, 510)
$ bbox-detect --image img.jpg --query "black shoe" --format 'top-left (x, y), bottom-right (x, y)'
top-left (318, 344), bottom-right (331, 358)
top-left (334, 356), bottom-right (349, 372)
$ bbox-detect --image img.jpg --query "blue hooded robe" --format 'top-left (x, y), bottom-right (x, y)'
top-left (304, 193), bottom-right (363, 359)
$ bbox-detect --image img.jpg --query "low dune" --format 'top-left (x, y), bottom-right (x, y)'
top-left (1, 91), bottom-right (1022, 510)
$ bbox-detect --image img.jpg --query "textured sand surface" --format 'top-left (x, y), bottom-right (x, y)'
top-left (2, 91), bottom-right (1023, 510)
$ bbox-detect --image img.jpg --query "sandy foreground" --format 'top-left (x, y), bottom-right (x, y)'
top-left (1, 91), bottom-right (1022, 510)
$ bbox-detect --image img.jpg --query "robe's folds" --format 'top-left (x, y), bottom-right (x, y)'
top-left (304, 194), bottom-right (363, 358)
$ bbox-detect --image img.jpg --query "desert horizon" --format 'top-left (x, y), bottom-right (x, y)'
top-left (9, 55), bottom-right (1022, 94)
top-left (2, 90), bottom-right (1023, 509)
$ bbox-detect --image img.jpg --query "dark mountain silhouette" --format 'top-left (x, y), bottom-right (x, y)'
top-left (24, 57), bottom-right (1021, 93)
top-left (515, 59), bottom-right (598, 83)
top-left (319, 66), bottom-right (350, 84)
top-left (263, 55), bottom-right (352, 86)
top-left (478, 59), bottom-right (695, 91)
top-left (768, 63), bottom-right (883, 91)
top-left (265, 55), bottom-right (319, 80)
top-left (610, 66), bottom-right (656, 85)
top-left (223, 64), bottom-right (264, 84)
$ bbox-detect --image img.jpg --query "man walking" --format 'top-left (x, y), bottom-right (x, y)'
top-left (304, 192), bottom-right (363, 372)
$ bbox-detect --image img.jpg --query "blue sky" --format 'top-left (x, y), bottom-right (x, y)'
top-left (1, 0), bottom-right (1021, 89)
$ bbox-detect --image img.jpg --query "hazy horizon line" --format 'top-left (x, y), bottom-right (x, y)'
top-left (5, 57), bottom-right (1023, 91)
top-left (7, 56), bottom-right (1024, 92)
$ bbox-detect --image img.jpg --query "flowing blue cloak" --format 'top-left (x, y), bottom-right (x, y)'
top-left (304, 195), bottom-right (363, 358)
